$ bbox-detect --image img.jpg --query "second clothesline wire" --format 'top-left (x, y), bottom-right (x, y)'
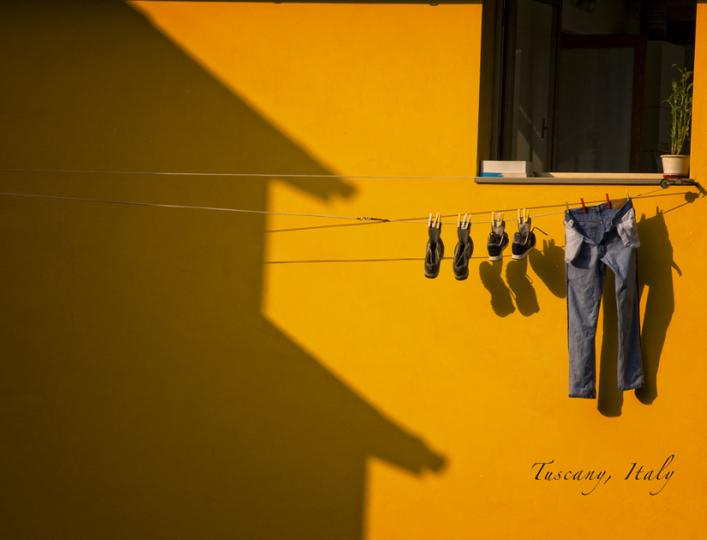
top-left (0, 186), bottom-right (691, 226)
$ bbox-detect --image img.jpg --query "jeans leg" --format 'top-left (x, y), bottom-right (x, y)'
top-left (566, 250), bottom-right (604, 398)
top-left (604, 242), bottom-right (644, 391)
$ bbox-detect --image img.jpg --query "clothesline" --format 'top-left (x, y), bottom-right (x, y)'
top-left (0, 167), bottom-right (509, 180)
top-left (0, 187), bottom-right (696, 226)
top-left (419, 187), bottom-right (669, 225)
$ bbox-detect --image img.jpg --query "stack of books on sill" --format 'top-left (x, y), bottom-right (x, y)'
top-left (479, 161), bottom-right (531, 178)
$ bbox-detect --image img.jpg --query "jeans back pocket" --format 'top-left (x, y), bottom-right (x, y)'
top-left (616, 208), bottom-right (640, 248)
top-left (564, 220), bottom-right (584, 263)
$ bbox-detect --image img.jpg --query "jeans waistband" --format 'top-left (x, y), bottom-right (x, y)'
top-left (565, 199), bottom-right (634, 228)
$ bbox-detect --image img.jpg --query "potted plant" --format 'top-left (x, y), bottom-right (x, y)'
top-left (661, 65), bottom-right (693, 178)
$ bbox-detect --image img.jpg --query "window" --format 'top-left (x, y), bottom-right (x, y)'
top-left (488, 0), bottom-right (697, 175)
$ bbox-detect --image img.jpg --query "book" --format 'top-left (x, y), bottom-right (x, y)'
top-left (480, 161), bottom-right (531, 177)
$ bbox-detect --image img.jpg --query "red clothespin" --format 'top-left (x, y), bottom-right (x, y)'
top-left (605, 193), bottom-right (612, 209)
top-left (580, 198), bottom-right (588, 213)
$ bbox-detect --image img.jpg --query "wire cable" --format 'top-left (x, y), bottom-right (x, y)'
top-left (0, 186), bottom-right (698, 226)
top-left (0, 167), bottom-right (481, 180)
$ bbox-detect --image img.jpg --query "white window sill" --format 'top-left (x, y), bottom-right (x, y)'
top-left (475, 172), bottom-right (695, 187)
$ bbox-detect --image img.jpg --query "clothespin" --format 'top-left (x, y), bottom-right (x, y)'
top-left (457, 213), bottom-right (468, 230)
top-left (565, 201), bottom-right (570, 212)
top-left (626, 190), bottom-right (631, 202)
top-left (605, 193), bottom-right (612, 209)
top-left (517, 208), bottom-right (530, 225)
top-left (428, 212), bottom-right (441, 229)
top-left (580, 198), bottom-right (588, 213)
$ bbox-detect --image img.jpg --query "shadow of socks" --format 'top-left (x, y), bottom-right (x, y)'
top-left (506, 258), bottom-right (540, 316)
top-left (528, 239), bottom-right (566, 298)
top-left (479, 260), bottom-right (515, 317)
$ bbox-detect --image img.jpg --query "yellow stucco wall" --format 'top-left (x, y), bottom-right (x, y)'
top-left (1, 2), bottom-right (705, 539)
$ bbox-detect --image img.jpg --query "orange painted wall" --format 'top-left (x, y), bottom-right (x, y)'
top-left (1, 2), bottom-right (705, 539)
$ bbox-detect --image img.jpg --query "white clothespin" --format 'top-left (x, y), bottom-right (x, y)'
top-left (491, 211), bottom-right (500, 227)
top-left (517, 208), bottom-right (529, 224)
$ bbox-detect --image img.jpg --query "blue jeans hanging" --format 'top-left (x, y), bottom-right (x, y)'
top-left (564, 200), bottom-right (643, 398)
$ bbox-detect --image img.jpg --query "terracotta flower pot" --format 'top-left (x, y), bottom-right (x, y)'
top-left (660, 154), bottom-right (690, 178)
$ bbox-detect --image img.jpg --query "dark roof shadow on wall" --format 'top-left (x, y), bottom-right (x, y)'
top-left (0, 2), bottom-right (445, 539)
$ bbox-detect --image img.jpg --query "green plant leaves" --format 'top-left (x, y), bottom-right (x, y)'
top-left (665, 65), bottom-right (693, 155)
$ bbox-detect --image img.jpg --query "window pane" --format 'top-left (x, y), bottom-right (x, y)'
top-left (556, 47), bottom-right (634, 172)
